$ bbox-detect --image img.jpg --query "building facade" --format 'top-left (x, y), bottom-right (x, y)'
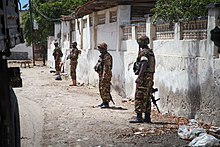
top-left (47, 1), bottom-right (220, 126)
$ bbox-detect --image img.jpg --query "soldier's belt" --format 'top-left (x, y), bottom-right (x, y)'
top-left (137, 87), bottom-right (148, 90)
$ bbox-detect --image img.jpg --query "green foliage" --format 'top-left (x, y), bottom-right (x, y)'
top-left (21, 0), bottom-right (88, 47)
top-left (21, 12), bottom-right (32, 46)
top-left (152, 0), bottom-right (220, 23)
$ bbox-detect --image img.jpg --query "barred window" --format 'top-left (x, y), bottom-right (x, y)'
top-left (71, 20), bottom-right (75, 31)
top-left (83, 19), bottom-right (87, 28)
top-left (89, 16), bottom-right (93, 27)
top-left (110, 11), bottom-right (117, 23)
top-left (97, 14), bottom-right (105, 25)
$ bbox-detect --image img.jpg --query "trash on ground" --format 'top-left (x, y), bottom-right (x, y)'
top-left (189, 133), bottom-right (220, 146)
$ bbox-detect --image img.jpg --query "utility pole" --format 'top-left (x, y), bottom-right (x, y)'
top-left (29, 0), bottom-right (35, 66)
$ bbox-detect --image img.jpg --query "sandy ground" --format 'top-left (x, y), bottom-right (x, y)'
top-left (10, 62), bottom-right (190, 147)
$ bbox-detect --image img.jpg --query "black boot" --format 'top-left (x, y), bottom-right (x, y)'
top-left (129, 113), bottom-right (144, 123)
top-left (101, 102), bottom-right (109, 109)
top-left (143, 113), bottom-right (151, 123)
top-left (98, 102), bottom-right (105, 107)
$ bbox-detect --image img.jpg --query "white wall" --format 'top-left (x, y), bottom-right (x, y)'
top-left (47, 3), bottom-right (220, 126)
top-left (11, 43), bottom-right (33, 59)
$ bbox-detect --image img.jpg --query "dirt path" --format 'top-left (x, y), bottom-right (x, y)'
top-left (11, 63), bottom-right (190, 147)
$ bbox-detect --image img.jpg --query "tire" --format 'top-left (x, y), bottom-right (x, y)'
top-left (10, 87), bottom-right (21, 147)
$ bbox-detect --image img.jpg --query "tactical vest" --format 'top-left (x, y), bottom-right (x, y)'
top-left (138, 48), bottom-right (155, 73)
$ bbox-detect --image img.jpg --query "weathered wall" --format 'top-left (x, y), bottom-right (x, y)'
top-left (47, 36), bottom-right (55, 69)
top-left (47, 3), bottom-right (220, 126)
top-left (152, 4), bottom-right (220, 126)
top-left (153, 38), bottom-right (220, 126)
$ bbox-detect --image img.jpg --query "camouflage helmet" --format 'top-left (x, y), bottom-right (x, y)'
top-left (137, 35), bottom-right (149, 46)
top-left (98, 42), bottom-right (107, 50)
top-left (71, 41), bottom-right (77, 46)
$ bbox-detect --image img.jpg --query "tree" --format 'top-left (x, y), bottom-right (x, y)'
top-left (21, 0), bottom-right (88, 47)
top-left (152, 0), bottom-right (219, 23)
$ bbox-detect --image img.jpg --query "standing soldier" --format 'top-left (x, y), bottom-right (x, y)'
top-left (68, 41), bottom-right (81, 86)
top-left (130, 35), bottom-right (156, 123)
top-left (52, 41), bottom-right (63, 75)
top-left (94, 42), bottom-right (113, 108)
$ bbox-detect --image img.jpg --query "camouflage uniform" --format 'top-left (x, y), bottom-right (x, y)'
top-left (52, 42), bottom-right (63, 74)
top-left (69, 42), bottom-right (81, 82)
top-left (130, 35), bottom-right (155, 123)
top-left (94, 42), bottom-right (113, 108)
top-left (135, 48), bottom-right (155, 114)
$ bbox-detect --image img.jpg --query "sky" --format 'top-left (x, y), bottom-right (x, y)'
top-left (19, 0), bottom-right (29, 10)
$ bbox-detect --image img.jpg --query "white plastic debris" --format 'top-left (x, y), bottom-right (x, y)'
top-left (178, 125), bottom-right (206, 140)
top-left (189, 133), bottom-right (220, 146)
top-left (188, 119), bottom-right (199, 127)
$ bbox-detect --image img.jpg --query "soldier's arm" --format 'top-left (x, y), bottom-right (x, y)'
top-left (78, 49), bottom-right (81, 55)
top-left (103, 55), bottom-right (112, 79)
top-left (138, 60), bottom-right (148, 78)
top-left (60, 50), bottom-right (63, 57)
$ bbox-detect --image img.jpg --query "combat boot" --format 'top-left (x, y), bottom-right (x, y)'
top-left (101, 102), bottom-right (109, 109)
top-left (129, 113), bottom-right (144, 123)
top-left (55, 75), bottom-right (62, 80)
top-left (143, 112), bottom-right (151, 123)
top-left (69, 80), bottom-right (77, 86)
top-left (98, 102), bottom-right (104, 107)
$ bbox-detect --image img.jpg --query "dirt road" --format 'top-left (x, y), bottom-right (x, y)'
top-left (11, 63), bottom-right (189, 147)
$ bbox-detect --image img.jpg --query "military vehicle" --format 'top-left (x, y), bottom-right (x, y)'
top-left (0, 0), bottom-right (24, 146)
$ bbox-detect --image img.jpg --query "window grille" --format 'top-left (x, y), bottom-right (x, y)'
top-left (110, 11), bottom-right (117, 23)
top-left (97, 14), bottom-right (105, 25)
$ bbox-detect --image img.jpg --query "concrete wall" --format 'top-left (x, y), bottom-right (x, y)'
top-left (47, 36), bottom-right (56, 69)
top-left (154, 39), bottom-right (220, 125)
top-left (10, 43), bottom-right (33, 59)
top-left (153, 4), bottom-right (220, 126)
top-left (47, 5), bottom-right (131, 97)
top-left (47, 3), bottom-right (220, 126)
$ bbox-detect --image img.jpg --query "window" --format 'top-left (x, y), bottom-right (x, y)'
top-left (83, 19), bottom-right (87, 28)
top-left (71, 20), bottom-right (75, 31)
top-left (89, 16), bottom-right (93, 27)
top-left (110, 11), bottom-right (117, 23)
top-left (97, 14), bottom-right (105, 25)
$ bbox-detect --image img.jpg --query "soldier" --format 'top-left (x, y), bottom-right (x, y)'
top-left (52, 41), bottom-right (63, 75)
top-left (94, 42), bottom-right (113, 108)
top-left (68, 41), bottom-right (81, 86)
top-left (130, 35), bottom-right (156, 123)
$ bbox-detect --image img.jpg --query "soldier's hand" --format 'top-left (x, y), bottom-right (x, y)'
top-left (135, 77), bottom-right (141, 84)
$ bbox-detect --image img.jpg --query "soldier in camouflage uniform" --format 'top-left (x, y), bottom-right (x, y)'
top-left (52, 41), bottom-right (63, 75)
top-left (94, 42), bottom-right (113, 108)
top-left (130, 35), bottom-right (156, 123)
top-left (68, 42), bottom-right (81, 86)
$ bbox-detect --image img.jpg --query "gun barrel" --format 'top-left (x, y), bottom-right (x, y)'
top-left (152, 88), bottom-right (158, 93)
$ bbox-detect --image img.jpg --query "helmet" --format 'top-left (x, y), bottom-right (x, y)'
top-left (137, 35), bottom-right (149, 46)
top-left (98, 42), bottom-right (107, 50)
top-left (71, 41), bottom-right (77, 46)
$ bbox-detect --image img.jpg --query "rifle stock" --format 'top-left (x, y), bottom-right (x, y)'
top-left (138, 87), bottom-right (160, 113)
top-left (152, 88), bottom-right (160, 113)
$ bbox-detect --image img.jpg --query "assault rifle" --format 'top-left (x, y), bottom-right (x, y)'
top-left (152, 88), bottom-right (160, 113)
top-left (137, 87), bottom-right (161, 113)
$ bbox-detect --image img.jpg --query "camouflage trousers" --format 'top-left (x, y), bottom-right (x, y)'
top-left (55, 60), bottom-right (61, 72)
top-left (99, 78), bottom-right (112, 102)
top-left (135, 73), bottom-right (154, 113)
top-left (70, 62), bottom-right (77, 80)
